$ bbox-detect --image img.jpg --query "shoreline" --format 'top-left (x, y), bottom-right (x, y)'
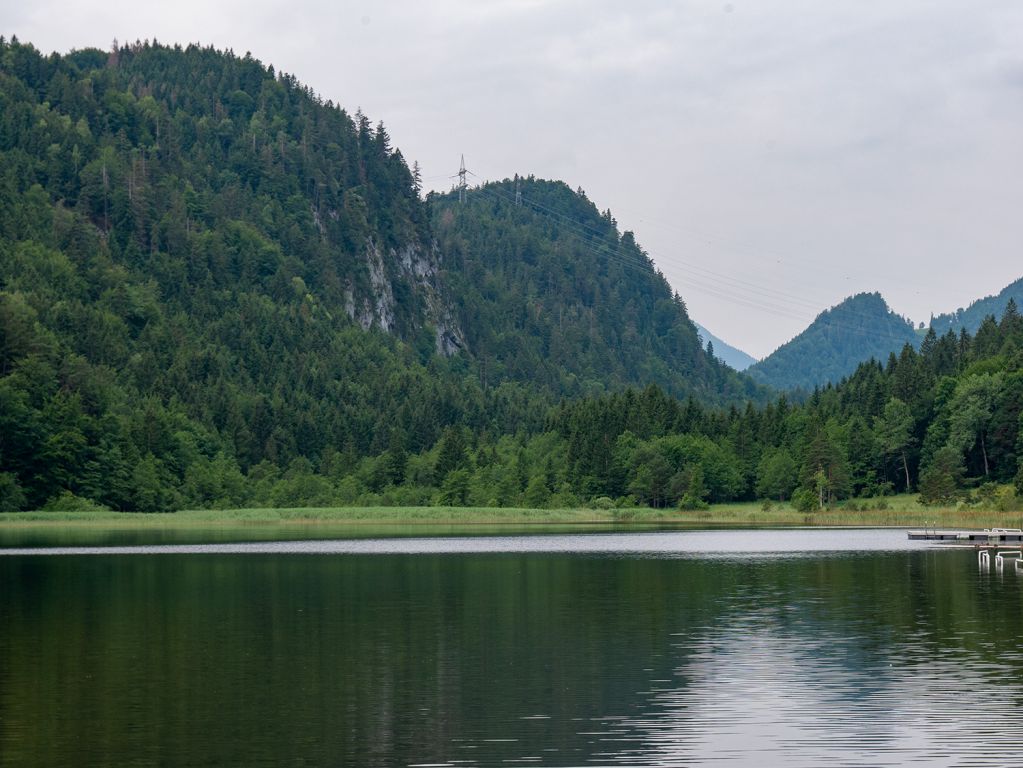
top-left (2, 498), bottom-right (1021, 533)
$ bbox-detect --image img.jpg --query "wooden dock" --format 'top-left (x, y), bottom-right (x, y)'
top-left (908, 528), bottom-right (1023, 542)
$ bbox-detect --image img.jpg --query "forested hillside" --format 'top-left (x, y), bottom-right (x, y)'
top-left (0, 38), bottom-right (757, 512)
top-left (6, 38), bottom-right (1016, 515)
top-left (747, 292), bottom-right (919, 392)
top-left (931, 276), bottom-right (1023, 336)
top-left (552, 303), bottom-right (1023, 509)
top-left (0, 38), bottom-right (532, 511)
top-left (749, 278), bottom-right (1023, 395)
top-left (430, 178), bottom-right (761, 403)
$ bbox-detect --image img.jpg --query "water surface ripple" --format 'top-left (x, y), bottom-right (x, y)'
top-left (0, 527), bottom-right (931, 556)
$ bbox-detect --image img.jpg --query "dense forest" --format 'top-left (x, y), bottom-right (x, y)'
top-left (551, 305), bottom-right (1023, 510)
top-left (304, 305), bottom-right (1021, 513)
top-left (0, 38), bottom-right (752, 512)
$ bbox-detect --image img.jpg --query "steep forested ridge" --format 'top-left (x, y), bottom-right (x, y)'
top-left (431, 178), bottom-right (762, 404)
top-left (0, 38), bottom-right (533, 511)
top-left (747, 292), bottom-right (919, 392)
top-left (0, 39), bottom-right (757, 511)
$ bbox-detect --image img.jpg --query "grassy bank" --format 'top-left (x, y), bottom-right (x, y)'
top-left (1, 495), bottom-right (1021, 531)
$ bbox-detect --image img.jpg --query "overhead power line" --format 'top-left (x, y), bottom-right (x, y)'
top-left (449, 172), bottom-right (926, 351)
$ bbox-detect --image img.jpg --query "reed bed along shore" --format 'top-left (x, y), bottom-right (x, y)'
top-left (2, 495), bottom-right (1021, 532)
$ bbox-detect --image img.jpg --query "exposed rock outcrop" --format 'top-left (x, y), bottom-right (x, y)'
top-left (342, 240), bottom-right (466, 356)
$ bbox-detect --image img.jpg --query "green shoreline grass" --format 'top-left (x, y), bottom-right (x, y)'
top-left (2, 495), bottom-right (1021, 531)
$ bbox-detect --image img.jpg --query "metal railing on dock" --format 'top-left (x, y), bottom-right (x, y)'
top-left (978, 547), bottom-right (1023, 573)
top-left (995, 550), bottom-right (1022, 570)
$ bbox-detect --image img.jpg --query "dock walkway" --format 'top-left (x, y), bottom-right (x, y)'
top-left (907, 528), bottom-right (1023, 542)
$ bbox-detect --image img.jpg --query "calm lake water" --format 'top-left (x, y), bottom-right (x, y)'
top-left (1, 528), bottom-right (1021, 767)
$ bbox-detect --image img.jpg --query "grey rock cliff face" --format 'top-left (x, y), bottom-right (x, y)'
top-left (343, 240), bottom-right (465, 356)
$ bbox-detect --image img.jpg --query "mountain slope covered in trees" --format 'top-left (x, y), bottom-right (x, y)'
top-left (0, 37), bottom-right (519, 511)
top-left (747, 292), bottom-right (919, 392)
top-left (430, 178), bottom-right (762, 403)
top-left (931, 276), bottom-right (1023, 336)
top-left (0, 39), bottom-right (759, 511)
top-left (748, 277), bottom-right (1023, 394)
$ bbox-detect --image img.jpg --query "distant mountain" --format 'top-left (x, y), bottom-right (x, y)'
top-left (694, 323), bottom-right (757, 371)
top-left (747, 292), bottom-right (918, 392)
top-left (930, 276), bottom-right (1023, 335)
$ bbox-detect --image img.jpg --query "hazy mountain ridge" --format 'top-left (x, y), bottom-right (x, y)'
top-left (694, 322), bottom-right (757, 371)
top-left (747, 292), bottom-right (918, 392)
top-left (930, 276), bottom-right (1023, 336)
top-left (747, 275), bottom-right (1023, 393)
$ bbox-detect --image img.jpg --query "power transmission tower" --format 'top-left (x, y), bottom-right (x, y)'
top-left (515, 178), bottom-right (522, 206)
top-left (458, 154), bottom-right (467, 203)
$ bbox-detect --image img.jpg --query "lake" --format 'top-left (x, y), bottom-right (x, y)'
top-left (1, 528), bottom-right (1021, 766)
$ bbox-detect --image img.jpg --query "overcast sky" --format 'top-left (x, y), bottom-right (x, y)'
top-left (5, 0), bottom-right (1023, 358)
